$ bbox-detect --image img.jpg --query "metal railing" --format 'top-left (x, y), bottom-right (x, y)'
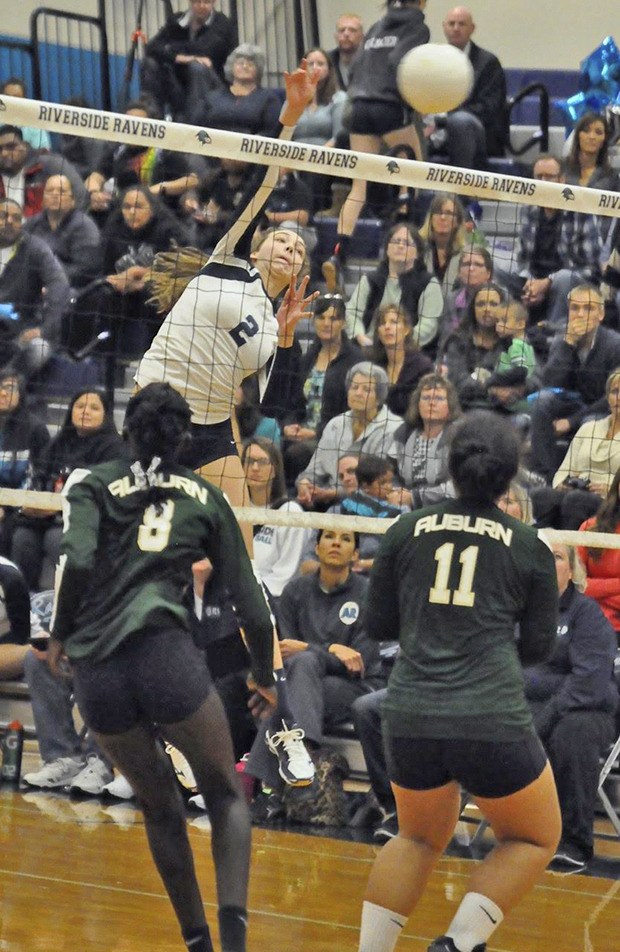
top-left (507, 82), bottom-right (550, 156)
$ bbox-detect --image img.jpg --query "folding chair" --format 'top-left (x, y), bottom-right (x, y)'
top-left (597, 731), bottom-right (620, 840)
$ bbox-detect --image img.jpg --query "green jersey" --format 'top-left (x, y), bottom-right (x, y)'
top-left (51, 459), bottom-right (274, 687)
top-left (367, 499), bottom-right (558, 741)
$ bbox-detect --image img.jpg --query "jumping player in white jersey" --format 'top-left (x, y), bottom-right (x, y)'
top-left (135, 62), bottom-right (319, 546)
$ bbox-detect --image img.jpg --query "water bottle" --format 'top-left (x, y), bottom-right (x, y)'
top-left (1, 720), bottom-right (24, 784)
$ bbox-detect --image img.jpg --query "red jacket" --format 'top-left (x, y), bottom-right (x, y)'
top-left (577, 518), bottom-right (620, 634)
top-left (0, 158), bottom-right (47, 217)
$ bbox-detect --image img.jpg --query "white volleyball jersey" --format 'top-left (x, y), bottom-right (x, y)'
top-left (135, 125), bottom-right (293, 425)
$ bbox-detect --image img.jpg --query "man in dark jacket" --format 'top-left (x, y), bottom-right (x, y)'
top-left (140, 0), bottom-right (236, 120)
top-left (0, 199), bottom-right (70, 376)
top-left (524, 542), bottom-right (618, 868)
top-left (530, 284), bottom-right (620, 480)
top-left (428, 6), bottom-right (508, 168)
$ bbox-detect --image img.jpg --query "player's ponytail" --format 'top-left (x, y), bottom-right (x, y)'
top-left (449, 411), bottom-right (519, 506)
top-left (147, 247), bottom-right (210, 314)
top-left (124, 383), bottom-right (192, 467)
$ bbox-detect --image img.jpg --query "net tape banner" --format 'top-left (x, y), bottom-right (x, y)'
top-left (2, 95), bottom-right (620, 219)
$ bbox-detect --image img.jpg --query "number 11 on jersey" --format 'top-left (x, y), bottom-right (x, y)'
top-left (429, 542), bottom-right (479, 607)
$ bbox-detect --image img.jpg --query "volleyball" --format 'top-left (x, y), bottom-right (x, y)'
top-left (397, 43), bottom-right (474, 114)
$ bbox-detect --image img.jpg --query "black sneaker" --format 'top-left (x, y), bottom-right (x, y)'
top-left (427, 938), bottom-right (486, 952)
top-left (373, 812), bottom-right (398, 843)
top-left (265, 720), bottom-right (315, 787)
top-left (551, 841), bottom-right (588, 869)
top-left (250, 790), bottom-right (285, 823)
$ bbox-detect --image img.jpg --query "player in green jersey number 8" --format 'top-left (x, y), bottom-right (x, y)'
top-left (357, 411), bottom-right (562, 952)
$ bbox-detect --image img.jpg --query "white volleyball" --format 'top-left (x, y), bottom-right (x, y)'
top-left (397, 43), bottom-right (474, 114)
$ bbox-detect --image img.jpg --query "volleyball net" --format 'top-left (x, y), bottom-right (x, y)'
top-left (0, 95), bottom-right (619, 551)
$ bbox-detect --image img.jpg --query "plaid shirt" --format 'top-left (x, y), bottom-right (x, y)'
top-left (516, 206), bottom-right (602, 282)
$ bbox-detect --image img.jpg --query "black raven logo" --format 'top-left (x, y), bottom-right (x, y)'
top-left (561, 187), bottom-right (575, 201)
top-left (195, 130), bottom-right (212, 146)
top-left (386, 160), bottom-right (400, 174)
top-left (0, 99), bottom-right (6, 111)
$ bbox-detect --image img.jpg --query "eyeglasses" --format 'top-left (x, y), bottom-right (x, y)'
top-left (320, 293), bottom-right (344, 301)
top-left (388, 238), bottom-right (416, 247)
top-left (245, 456), bottom-right (272, 467)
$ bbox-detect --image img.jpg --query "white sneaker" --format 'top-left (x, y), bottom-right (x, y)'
top-left (188, 793), bottom-right (208, 811)
top-left (69, 756), bottom-right (114, 796)
top-left (265, 721), bottom-right (315, 786)
top-left (23, 756), bottom-right (85, 789)
top-left (102, 774), bottom-right (135, 800)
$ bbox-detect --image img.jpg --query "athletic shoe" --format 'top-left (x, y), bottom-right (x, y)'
top-left (250, 790), bottom-right (285, 823)
top-left (23, 756), bottom-right (85, 789)
top-left (427, 938), bottom-right (486, 952)
top-left (69, 756), bottom-right (114, 796)
top-left (188, 793), bottom-right (208, 811)
top-left (101, 774), bottom-right (135, 801)
top-left (373, 812), bottom-right (398, 843)
top-left (265, 721), bottom-right (315, 786)
top-left (551, 841), bottom-right (588, 869)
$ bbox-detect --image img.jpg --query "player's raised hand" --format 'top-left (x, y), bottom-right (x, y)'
top-left (275, 274), bottom-right (320, 347)
top-left (280, 59), bottom-right (318, 125)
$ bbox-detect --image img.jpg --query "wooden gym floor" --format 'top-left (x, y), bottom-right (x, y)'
top-left (1, 781), bottom-right (619, 952)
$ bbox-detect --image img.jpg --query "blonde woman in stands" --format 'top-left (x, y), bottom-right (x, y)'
top-left (418, 194), bottom-right (469, 298)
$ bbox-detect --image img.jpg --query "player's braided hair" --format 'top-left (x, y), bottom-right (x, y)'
top-left (449, 411), bottom-right (519, 506)
top-left (124, 383), bottom-right (192, 467)
top-left (147, 247), bottom-right (210, 314)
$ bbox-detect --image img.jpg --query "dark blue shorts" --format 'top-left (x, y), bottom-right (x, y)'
top-left (384, 731), bottom-right (547, 799)
top-left (350, 100), bottom-right (412, 137)
top-left (178, 418), bottom-right (237, 469)
top-left (72, 627), bottom-right (213, 734)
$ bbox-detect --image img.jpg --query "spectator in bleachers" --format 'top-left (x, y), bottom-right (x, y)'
top-left (345, 222), bottom-right (443, 352)
top-left (84, 100), bottom-right (201, 224)
top-left (0, 198), bottom-right (70, 377)
top-left (295, 450), bottom-right (359, 520)
top-left (0, 124), bottom-right (86, 216)
top-left (0, 77), bottom-right (52, 152)
top-left (322, 0), bottom-right (427, 287)
top-left (179, 158), bottom-right (249, 252)
top-left (24, 174), bottom-right (101, 289)
top-left (234, 376), bottom-right (281, 447)
top-left (282, 293), bottom-right (362, 480)
top-left (418, 194), bottom-right (469, 298)
top-left (440, 244), bottom-right (493, 344)
top-left (194, 43), bottom-right (282, 135)
top-left (578, 467), bottom-right (620, 645)
top-left (524, 540), bottom-right (618, 870)
top-left (0, 370), bottom-right (49, 556)
top-left (506, 154), bottom-right (602, 330)
top-left (387, 371), bottom-right (461, 509)
top-left (293, 47), bottom-right (348, 215)
top-left (260, 167), bottom-right (315, 255)
top-left (10, 387), bottom-right (125, 591)
top-left (531, 365), bottom-right (620, 529)
top-left (328, 13), bottom-right (364, 91)
top-left (140, 0), bottom-right (235, 121)
top-left (440, 281), bottom-right (505, 406)
top-left (67, 185), bottom-right (189, 360)
top-left (564, 112), bottom-right (620, 193)
top-left (299, 453), bottom-right (403, 578)
top-left (56, 97), bottom-right (106, 181)
top-left (0, 556), bottom-right (33, 679)
top-left (297, 362), bottom-right (402, 507)
top-left (245, 526), bottom-right (384, 813)
top-left (530, 287), bottom-right (620, 483)
top-left (428, 6), bottom-right (508, 169)
top-left (242, 437), bottom-right (311, 601)
top-left (367, 303), bottom-right (433, 416)
top-left (494, 299), bottom-right (538, 382)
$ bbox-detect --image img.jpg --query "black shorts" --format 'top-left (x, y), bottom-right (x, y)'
top-left (71, 627), bottom-right (213, 734)
top-left (350, 100), bottom-right (412, 137)
top-left (178, 418), bottom-right (237, 469)
top-left (384, 731), bottom-right (547, 799)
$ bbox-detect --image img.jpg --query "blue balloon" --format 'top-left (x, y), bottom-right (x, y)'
top-left (580, 36), bottom-right (620, 87)
top-left (558, 90), bottom-right (612, 127)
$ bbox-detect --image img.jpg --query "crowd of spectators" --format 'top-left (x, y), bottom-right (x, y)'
top-left (0, 1), bottom-right (619, 869)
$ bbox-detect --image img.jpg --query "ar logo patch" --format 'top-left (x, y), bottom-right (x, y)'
top-left (339, 601), bottom-right (360, 625)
